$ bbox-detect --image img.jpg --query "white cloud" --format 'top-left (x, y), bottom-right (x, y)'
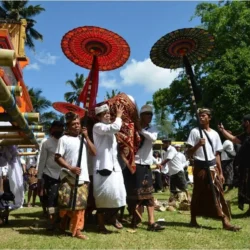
top-left (120, 58), bottom-right (182, 92)
top-left (35, 51), bottom-right (59, 65)
top-left (25, 62), bottom-right (40, 71)
top-left (98, 58), bottom-right (182, 93)
top-left (99, 72), bottom-right (119, 89)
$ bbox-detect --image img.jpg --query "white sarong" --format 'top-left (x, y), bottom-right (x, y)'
top-left (93, 170), bottom-right (126, 208)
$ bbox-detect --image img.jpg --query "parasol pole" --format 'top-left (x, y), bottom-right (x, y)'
top-left (71, 55), bottom-right (97, 211)
top-left (183, 55), bottom-right (218, 208)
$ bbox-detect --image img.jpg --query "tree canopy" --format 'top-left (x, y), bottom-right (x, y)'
top-left (105, 89), bottom-right (121, 100)
top-left (64, 73), bottom-right (86, 106)
top-left (0, 0), bottom-right (45, 50)
top-left (152, 1), bottom-right (250, 140)
top-left (28, 87), bottom-right (62, 134)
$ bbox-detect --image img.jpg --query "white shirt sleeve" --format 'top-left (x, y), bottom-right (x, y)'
top-left (55, 137), bottom-right (66, 157)
top-left (94, 118), bottom-right (122, 135)
top-left (152, 156), bottom-right (157, 164)
top-left (37, 142), bottom-right (47, 179)
top-left (186, 128), bottom-right (198, 147)
top-left (140, 126), bottom-right (158, 142)
top-left (165, 146), bottom-right (177, 160)
top-left (214, 131), bottom-right (223, 153)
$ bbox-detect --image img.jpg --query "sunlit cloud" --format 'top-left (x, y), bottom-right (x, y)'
top-left (99, 72), bottom-right (119, 89)
top-left (98, 58), bottom-right (182, 92)
top-left (120, 58), bottom-right (182, 92)
top-left (24, 62), bottom-right (40, 71)
top-left (35, 51), bottom-right (60, 65)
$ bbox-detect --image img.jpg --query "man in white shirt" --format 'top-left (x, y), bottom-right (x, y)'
top-left (123, 104), bottom-right (164, 232)
top-left (37, 120), bottom-right (64, 230)
top-left (159, 140), bottom-right (190, 201)
top-left (55, 112), bottom-right (96, 240)
top-left (93, 104), bottom-right (126, 234)
top-left (186, 108), bottom-right (241, 231)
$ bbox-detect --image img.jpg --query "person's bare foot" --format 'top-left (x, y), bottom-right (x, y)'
top-left (75, 233), bottom-right (89, 240)
top-left (223, 224), bottom-right (242, 232)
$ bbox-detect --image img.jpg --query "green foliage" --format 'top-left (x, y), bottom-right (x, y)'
top-left (0, 0), bottom-right (45, 50)
top-left (64, 73), bottom-right (86, 106)
top-left (28, 87), bottom-right (62, 135)
top-left (105, 89), bottom-right (121, 100)
top-left (28, 87), bottom-right (51, 113)
top-left (153, 1), bottom-right (250, 138)
top-left (40, 111), bottom-right (64, 135)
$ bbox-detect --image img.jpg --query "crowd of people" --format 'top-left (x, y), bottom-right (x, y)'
top-left (1, 101), bottom-right (250, 239)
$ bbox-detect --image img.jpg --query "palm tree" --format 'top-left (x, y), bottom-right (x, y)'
top-left (28, 87), bottom-right (51, 113)
top-left (0, 1), bottom-right (45, 50)
top-left (40, 111), bottom-right (64, 134)
top-left (28, 87), bottom-right (63, 135)
top-left (105, 89), bottom-right (121, 100)
top-left (64, 73), bottom-right (86, 106)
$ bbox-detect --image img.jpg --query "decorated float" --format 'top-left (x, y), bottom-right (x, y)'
top-left (0, 19), bottom-right (44, 149)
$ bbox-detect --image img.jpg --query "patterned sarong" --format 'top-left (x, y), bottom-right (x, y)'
top-left (58, 180), bottom-right (88, 211)
top-left (191, 165), bottom-right (231, 219)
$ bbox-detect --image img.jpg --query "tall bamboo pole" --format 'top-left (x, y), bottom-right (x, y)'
top-left (0, 77), bottom-right (39, 146)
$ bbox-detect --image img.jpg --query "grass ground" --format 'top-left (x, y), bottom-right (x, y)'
top-left (0, 188), bottom-right (250, 249)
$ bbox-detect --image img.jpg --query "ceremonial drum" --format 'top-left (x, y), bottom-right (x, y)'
top-left (89, 93), bottom-right (141, 174)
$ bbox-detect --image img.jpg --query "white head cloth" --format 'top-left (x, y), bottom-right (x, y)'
top-left (140, 104), bottom-right (153, 114)
top-left (95, 104), bottom-right (109, 115)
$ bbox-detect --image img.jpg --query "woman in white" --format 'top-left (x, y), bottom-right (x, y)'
top-left (93, 104), bottom-right (126, 234)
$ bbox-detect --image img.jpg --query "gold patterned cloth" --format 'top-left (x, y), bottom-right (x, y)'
top-left (58, 180), bottom-right (89, 211)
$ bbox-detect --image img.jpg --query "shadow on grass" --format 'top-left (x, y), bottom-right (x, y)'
top-left (2, 218), bottom-right (47, 228)
top-left (15, 228), bottom-right (71, 237)
top-left (11, 211), bottom-right (44, 219)
top-left (231, 212), bottom-right (250, 219)
top-left (138, 220), bottom-right (217, 231)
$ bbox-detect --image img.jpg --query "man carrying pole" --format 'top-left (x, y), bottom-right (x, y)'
top-left (186, 108), bottom-right (241, 231)
top-left (55, 112), bottom-right (96, 239)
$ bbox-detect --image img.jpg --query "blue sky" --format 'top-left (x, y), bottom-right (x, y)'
top-left (23, 1), bottom-right (202, 113)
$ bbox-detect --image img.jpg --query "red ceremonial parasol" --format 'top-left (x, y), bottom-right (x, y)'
top-left (52, 102), bottom-right (86, 118)
top-left (61, 26), bottom-right (130, 108)
top-left (60, 26), bottom-right (130, 211)
top-left (150, 28), bottom-right (214, 69)
top-left (150, 27), bottom-right (218, 209)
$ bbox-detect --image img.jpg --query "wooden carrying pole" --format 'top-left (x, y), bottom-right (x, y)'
top-left (0, 132), bottom-right (45, 139)
top-left (18, 152), bottom-right (38, 156)
top-left (183, 55), bottom-right (218, 208)
top-left (18, 145), bottom-right (38, 149)
top-left (0, 77), bottom-right (39, 146)
top-left (0, 49), bottom-right (16, 67)
top-left (0, 139), bottom-right (36, 146)
top-left (0, 125), bottom-right (43, 132)
top-left (7, 86), bottom-right (22, 97)
top-left (0, 113), bottom-right (40, 123)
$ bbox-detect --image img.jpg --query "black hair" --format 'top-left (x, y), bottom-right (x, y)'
top-left (51, 120), bottom-right (64, 128)
top-left (243, 114), bottom-right (250, 122)
top-left (65, 112), bottom-right (79, 125)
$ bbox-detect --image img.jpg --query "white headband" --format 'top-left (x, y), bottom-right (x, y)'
top-left (95, 104), bottom-right (109, 115)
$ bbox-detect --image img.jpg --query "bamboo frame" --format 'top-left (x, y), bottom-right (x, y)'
top-left (0, 125), bottom-right (43, 132)
top-left (0, 77), bottom-right (39, 146)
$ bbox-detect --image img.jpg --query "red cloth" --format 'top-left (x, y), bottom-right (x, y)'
top-left (78, 56), bottom-right (99, 108)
